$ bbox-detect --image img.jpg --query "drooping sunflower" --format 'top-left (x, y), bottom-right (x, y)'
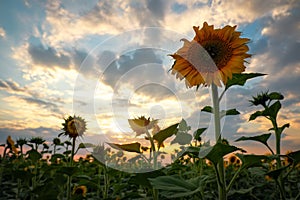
top-left (128, 116), bottom-right (158, 136)
top-left (61, 115), bottom-right (87, 138)
top-left (171, 22), bottom-right (251, 87)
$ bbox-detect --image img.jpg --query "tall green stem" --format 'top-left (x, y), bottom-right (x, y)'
top-left (212, 84), bottom-right (221, 143)
top-left (211, 84), bottom-right (227, 200)
top-left (271, 118), bottom-right (286, 199)
top-left (145, 129), bottom-right (157, 169)
top-left (70, 137), bottom-right (76, 166)
top-left (67, 137), bottom-right (76, 200)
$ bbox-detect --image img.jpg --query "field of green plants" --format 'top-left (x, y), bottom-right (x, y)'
top-left (1, 86), bottom-right (300, 200)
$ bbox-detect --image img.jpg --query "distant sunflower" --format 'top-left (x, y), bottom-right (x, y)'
top-left (6, 136), bottom-right (18, 155)
top-left (171, 22), bottom-right (251, 87)
top-left (62, 115), bottom-right (87, 138)
top-left (73, 185), bottom-right (87, 197)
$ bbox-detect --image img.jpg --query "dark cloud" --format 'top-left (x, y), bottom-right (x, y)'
top-left (28, 42), bottom-right (70, 69)
top-left (71, 48), bottom-right (98, 77)
top-left (21, 96), bottom-right (63, 115)
top-left (0, 79), bottom-right (25, 92)
top-left (0, 127), bottom-right (59, 143)
top-left (101, 48), bottom-right (161, 86)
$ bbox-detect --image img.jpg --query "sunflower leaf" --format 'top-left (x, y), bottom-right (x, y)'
top-left (78, 143), bottom-right (95, 149)
top-left (171, 131), bottom-right (192, 145)
top-left (199, 143), bottom-right (242, 166)
top-left (220, 108), bottom-right (240, 118)
top-left (149, 175), bottom-right (201, 198)
top-left (26, 149), bottom-right (42, 162)
top-left (266, 166), bottom-right (289, 180)
top-left (235, 133), bottom-right (271, 146)
top-left (107, 142), bottom-right (141, 153)
top-left (193, 128), bottom-right (207, 141)
top-left (249, 110), bottom-right (264, 121)
top-left (201, 106), bottom-right (213, 113)
top-left (286, 150), bottom-right (300, 165)
top-left (269, 123), bottom-right (290, 135)
top-left (236, 154), bottom-right (268, 169)
top-left (225, 73), bottom-right (266, 90)
top-left (268, 92), bottom-right (284, 100)
top-left (153, 123), bottom-right (179, 149)
top-left (265, 101), bottom-right (281, 119)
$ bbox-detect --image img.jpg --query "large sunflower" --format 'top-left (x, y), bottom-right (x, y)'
top-left (171, 22), bottom-right (251, 87)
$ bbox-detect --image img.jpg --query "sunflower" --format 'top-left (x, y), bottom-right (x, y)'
top-left (73, 185), bottom-right (87, 197)
top-left (62, 115), bottom-right (87, 138)
top-left (128, 116), bottom-right (158, 136)
top-left (171, 22), bottom-right (251, 87)
top-left (6, 136), bottom-right (18, 155)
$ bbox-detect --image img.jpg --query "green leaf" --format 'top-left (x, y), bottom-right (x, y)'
top-left (201, 106), bottom-right (213, 113)
top-left (26, 149), bottom-right (42, 162)
top-left (269, 123), bottom-right (290, 135)
top-left (225, 73), bottom-right (266, 90)
top-left (178, 119), bottom-right (190, 132)
top-left (235, 133), bottom-right (271, 146)
top-left (229, 187), bottom-right (255, 196)
top-left (266, 101), bottom-right (281, 119)
top-left (236, 154), bottom-right (268, 169)
top-left (266, 166), bottom-right (288, 180)
top-left (199, 143), bottom-right (242, 166)
top-left (183, 146), bottom-right (201, 157)
top-left (268, 92), bottom-right (284, 100)
top-left (225, 109), bottom-right (240, 116)
top-left (171, 131), bottom-right (192, 145)
top-left (193, 128), bottom-right (207, 141)
top-left (149, 176), bottom-right (201, 198)
top-left (57, 166), bottom-right (78, 176)
top-left (220, 109), bottom-right (240, 118)
top-left (107, 142), bottom-right (141, 153)
top-left (153, 123), bottom-right (179, 148)
top-left (78, 143), bottom-right (95, 149)
top-left (129, 170), bottom-right (165, 187)
top-left (249, 110), bottom-right (264, 121)
top-left (50, 154), bottom-right (66, 162)
top-left (286, 150), bottom-right (300, 165)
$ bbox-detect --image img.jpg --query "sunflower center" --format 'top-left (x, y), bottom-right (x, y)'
top-left (203, 39), bottom-right (233, 69)
top-left (186, 40), bottom-right (217, 73)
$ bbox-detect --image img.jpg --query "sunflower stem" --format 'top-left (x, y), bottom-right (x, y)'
top-left (70, 137), bottom-right (76, 166)
top-left (212, 84), bottom-right (221, 142)
top-left (67, 137), bottom-right (76, 200)
top-left (211, 84), bottom-right (227, 200)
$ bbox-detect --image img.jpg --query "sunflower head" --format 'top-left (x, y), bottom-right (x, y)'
top-left (128, 116), bottom-right (158, 136)
top-left (171, 22), bottom-right (251, 88)
top-left (62, 115), bottom-right (87, 138)
top-left (6, 136), bottom-right (18, 155)
top-left (73, 185), bottom-right (87, 197)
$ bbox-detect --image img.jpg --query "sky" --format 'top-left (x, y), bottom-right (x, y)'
top-left (0, 0), bottom-right (299, 157)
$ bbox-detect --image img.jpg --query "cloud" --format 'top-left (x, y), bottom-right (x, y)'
top-left (0, 127), bottom-right (60, 143)
top-left (0, 27), bottom-right (5, 38)
top-left (28, 41), bottom-right (70, 69)
top-left (0, 79), bottom-right (25, 93)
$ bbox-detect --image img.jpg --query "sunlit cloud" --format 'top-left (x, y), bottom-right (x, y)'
top-left (0, 27), bottom-right (5, 38)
